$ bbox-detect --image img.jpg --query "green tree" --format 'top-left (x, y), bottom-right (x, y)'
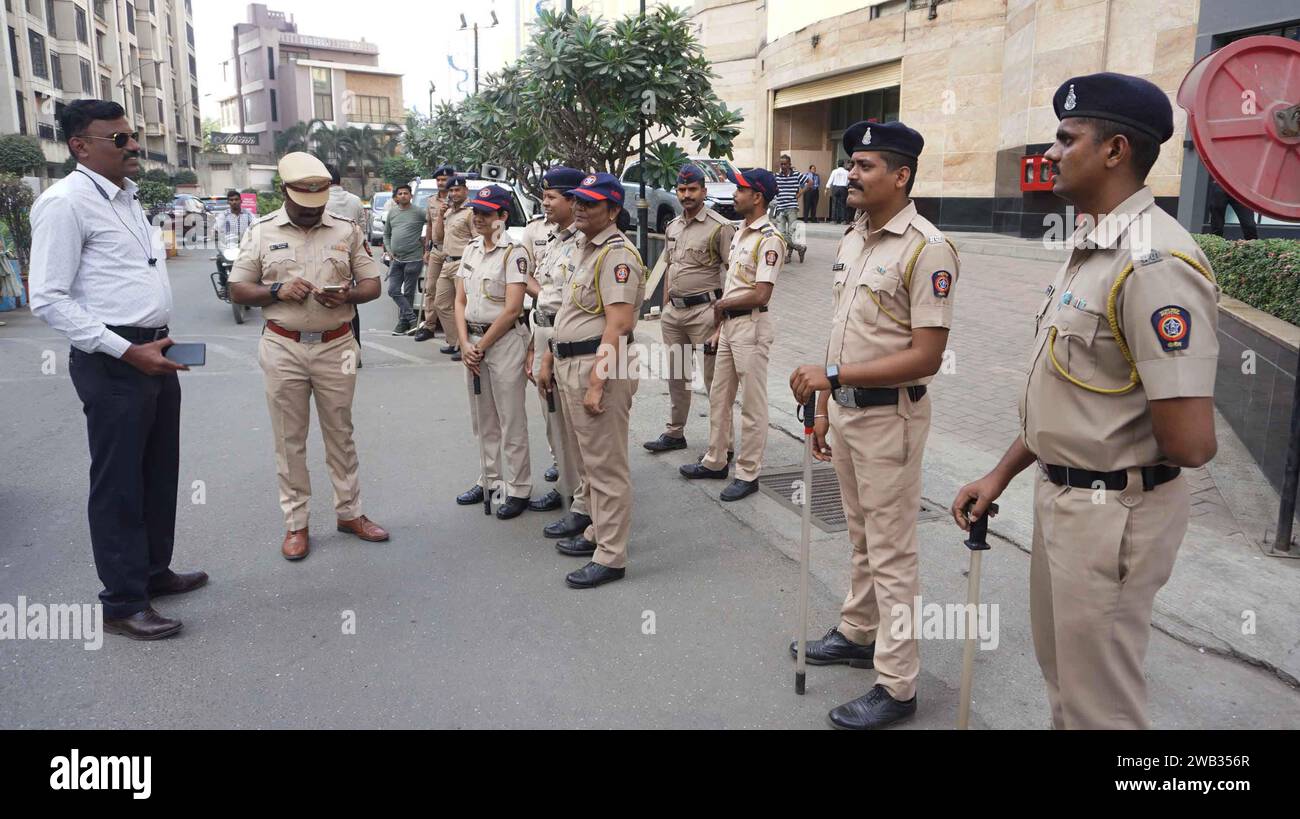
top-left (201, 117), bottom-right (228, 153)
top-left (141, 168), bottom-right (172, 185)
top-left (0, 175), bottom-right (35, 274)
top-left (380, 155), bottom-right (422, 188)
top-left (256, 172), bottom-right (284, 215)
top-left (0, 135), bottom-right (47, 177)
top-left (137, 179), bottom-right (174, 212)
top-left (172, 170), bottom-right (199, 186)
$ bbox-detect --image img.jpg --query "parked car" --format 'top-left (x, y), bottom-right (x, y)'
top-left (411, 177), bottom-right (540, 246)
top-left (619, 157), bottom-right (739, 232)
top-left (367, 191), bottom-right (393, 245)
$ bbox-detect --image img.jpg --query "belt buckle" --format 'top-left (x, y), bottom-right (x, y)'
top-left (299, 330), bottom-right (323, 344)
top-left (832, 387), bottom-right (852, 407)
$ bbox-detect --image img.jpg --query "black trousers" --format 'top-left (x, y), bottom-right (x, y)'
top-left (803, 189), bottom-right (820, 222)
top-left (831, 187), bottom-right (849, 223)
top-left (68, 348), bottom-right (181, 618)
top-left (1207, 184), bottom-right (1259, 240)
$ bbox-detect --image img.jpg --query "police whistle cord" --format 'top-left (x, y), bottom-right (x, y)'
top-left (957, 500), bottom-right (998, 729)
top-left (794, 393), bottom-right (817, 695)
top-left (473, 373), bottom-right (491, 516)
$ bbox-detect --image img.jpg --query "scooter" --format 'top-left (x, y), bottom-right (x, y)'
top-left (210, 245), bottom-right (251, 325)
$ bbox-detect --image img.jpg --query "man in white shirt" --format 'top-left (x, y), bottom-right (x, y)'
top-left (28, 99), bottom-right (207, 641)
top-left (213, 189), bottom-right (254, 250)
top-left (828, 160), bottom-right (851, 224)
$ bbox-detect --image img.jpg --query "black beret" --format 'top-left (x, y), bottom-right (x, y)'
top-left (542, 166), bottom-right (585, 191)
top-left (842, 120), bottom-right (924, 160)
top-left (432, 164), bottom-right (456, 177)
top-left (1053, 72), bottom-right (1174, 143)
top-left (676, 164), bottom-right (705, 185)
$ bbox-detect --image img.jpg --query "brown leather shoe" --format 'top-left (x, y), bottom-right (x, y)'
top-left (282, 528), bottom-right (310, 561)
top-left (337, 515), bottom-right (389, 542)
top-left (102, 607), bottom-right (183, 641)
top-left (148, 569), bottom-right (209, 598)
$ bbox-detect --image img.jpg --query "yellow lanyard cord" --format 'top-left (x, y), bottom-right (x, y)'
top-left (568, 243), bottom-right (647, 316)
top-left (863, 238), bottom-right (959, 330)
top-left (1046, 250), bottom-right (1213, 395)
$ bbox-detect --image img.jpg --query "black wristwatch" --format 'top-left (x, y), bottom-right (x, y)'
top-left (269, 282), bottom-right (283, 302)
top-left (826, 364), bottom-right (841, 391)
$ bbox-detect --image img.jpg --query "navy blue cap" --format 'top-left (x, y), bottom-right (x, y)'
top-left (676, 164), bottom-right (706, 185)
top-left (842, 120), bottom-right (924, 160)
top-left (447, 175), bottom-right (468, 189)
top-left (467, 184), bottom-right (512, 214)
top-left (566, 172), bottom-right (624, 204)
top-left (432, 164), bottom-right (456, 178)
top-left (726, 167), bottom-right (778, 204)
top-left (542, 166), bottom-right (586, 192)
top-left (1053, 72), bottom-right (1174, 143)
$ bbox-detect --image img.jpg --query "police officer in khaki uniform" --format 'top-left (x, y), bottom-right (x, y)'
top-left (679, 167), bottom-right (784, 503)
top-left (453, 184), bottom-right (535, 519)
top-left (520, 183), bottom-right (562, 495)
top-left (951, 73), bottom-right (1219, 729)
top-left (432, 175), bottom-right (474, 361)
top-left (643, 164), bottom-right (734, 455)
top-left (229, 152), bottom-right (390, 560)
top-left (537, 173), bottom-right (645, 589)
top-left (413, 164), bottom-right (454, 342)
top-left (790, 121), bottom-right (958, 730)
top-left (526, 167), bottom-right (589, 522)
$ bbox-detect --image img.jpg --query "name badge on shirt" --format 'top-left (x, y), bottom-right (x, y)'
top-left (832, 263), bottom-right (846, 271)
top-left (269, 242), bottom-right (289, 251)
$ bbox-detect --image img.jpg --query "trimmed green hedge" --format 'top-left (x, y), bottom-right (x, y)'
top-left (1194, 234), bottom-right (1300, 326)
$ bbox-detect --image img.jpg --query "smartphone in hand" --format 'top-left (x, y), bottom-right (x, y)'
top-left (164, 343), bottom-right (206, 367)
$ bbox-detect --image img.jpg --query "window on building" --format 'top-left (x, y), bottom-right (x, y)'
top-left (126, 3), bottom-right (135, 34)
top-left (242, 94), bottom-right (254, 123)
top-left (190, 84), bottom-right (197, 106)
top-left (192, 114), bottom-right (199, 136)
top-left (46, 0), bottom-right (57, 36)
top-left (156, 97), bottom-right (163, 123)
top-left (135, 86), bottom-right (143, 116)
top-left (50, 50), bottom-right (62, 89)
top-left (270, 88), bottom-right (278, 121)
top-left (188, 53), bottom-right (195, 77)
top-left (93, 0), bottom-right (104, 19)
top-left (827, 87), bottom-right (900, 132)
top-left (8, 27), bottom-right (19, 79)
top-left (266, 46), bottom-right (275, 80)
top-left (75, 6), bottom-right (88, 43)
top-left (185, 22), bottom-right (193, 46)
top-left (79, 58), bottom-right (91, 91)
top-left (15, 91), bottom-right (26, 134)
top-left (28, 31), bottom-right (47, 79)
top-left (150, 0), bottom-right (154, 11)
top-left (154, 61), bottom-right (160, 85)
top-left (312, 66), bottom-right (333, 120)
top-left (99, 74), bottom-right (110, 101)
top-left (95, 31), bottom-right (105, 65)
top-left (353, 94), bottom-right (390, 124)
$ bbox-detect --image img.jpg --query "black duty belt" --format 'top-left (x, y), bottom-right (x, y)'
top-left (532, 310), bottom-right (557, 328)
top-left (106, 324), bottom-right (169, 342)
top-left (550, 337), bottom-right (603, 359)
top-left (446, 255), bottom-right (462, 262)
top-left (723, 305), bottom-right (769, 319)
top-left (1043, 463), bottom-right (1181, 492)
top-left (832, 385), bottom-right (927, 408)
top-left (669, 290), bottom-right (722, 309)
top-left (466, 316), bottom-right (527, 336)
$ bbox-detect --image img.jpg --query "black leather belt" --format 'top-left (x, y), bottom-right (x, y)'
top-left (549, 337), bottom-right (603, 359)
top-left (532, 310), bottom-right (557, 328)
top-left (669, 290), bottom-right (721, 309)
top-left (466, 316), bottom-right (527, 336)
top-left (106, 324), bottom-right (169, 342)
top-left (724, 305), bottom-right (769, 319)
top-left (832, 385), bottom-right (927, 408)
top-left (446, 255), bottom-right (462, 261)
top-left (1043, 463), bottom-right (1181, 492)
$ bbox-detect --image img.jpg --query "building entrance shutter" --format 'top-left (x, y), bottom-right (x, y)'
top-left (773, 61), bottom-right (902, 109)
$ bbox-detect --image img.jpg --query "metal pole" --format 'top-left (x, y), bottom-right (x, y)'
top-left (636, 0), bottom-right (648, 262)
top-left (1272, 355), bottom-right (1300, 554)
top-left (473, 23), bottom-right (480, 96)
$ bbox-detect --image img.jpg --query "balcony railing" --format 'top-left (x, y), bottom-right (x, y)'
top-left (37, 122), bottom-right (57, 140)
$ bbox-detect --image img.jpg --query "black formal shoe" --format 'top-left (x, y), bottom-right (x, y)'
top-left (556, 535), bottom-right (597, 557)
top-left (412, 327), bottom-right (436, 342)
top-left (788, 627), bottom-right (875, 667)
top-left (828, 684), bottom-right (917, 730)
top-left (147, 570), bottom-right (209, 598)
top-left (720, 478), bottom-right (759, 502)
top-left (544, 511), bottom-right (592, 539)
top-left (495, 496), bottom-right (529, 519)
top-left (357, 358), bottom-right (363, 369)
top-left (544, 463), bottom-right (559, 482)
top-left (529, 490), bottom-right (563, 512)
top-left (697, 449), bottom-right (734, 464)
top-left (450, 351), bottom-right (462, 362)
top-left (102, 607), bottom-right (183, 641)
top-left (565, 561), bottom-right (625, 588)
top-left (456, 485), bottom-right (485, 505)
top-left (392, 320), bottom-right (413, 335)
top-left (680, 462), bottom-right (729, 480)
top-left (440, 344), bottom-right (459, 355)
top-left (644, 433), bottom-right (687, 453)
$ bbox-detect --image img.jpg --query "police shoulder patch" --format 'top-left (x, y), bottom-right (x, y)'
top-left (931, 270), bottom-right (952, 298)
top-left (613, 263), bottom-right (631, 283)
top-left (516, 256), bottom-right (528, 274)
top-left (764, 249), bottom-right (779, 266)
top-left (1151, 305), bottom-right (1191, 352)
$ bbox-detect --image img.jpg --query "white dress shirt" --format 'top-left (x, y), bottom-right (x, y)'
top-left (828, 167), bottom-right (850, 187)
top-left (214, 208), bottom-right (255, 249)
top-left (28, 164), bottom-right (172, 358)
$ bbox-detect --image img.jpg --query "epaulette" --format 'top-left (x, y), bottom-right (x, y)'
top-left (254, 213), bottom-right (277, 224)
top-left (528, 213), bottom-right (544, 222)
top-left (703, 207), bottom-right (731, 226)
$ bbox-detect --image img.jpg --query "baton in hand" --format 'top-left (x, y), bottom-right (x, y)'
top-left (794, 393), bottom-right (817, 695)
top-left (957, 500), bottom-right (998, 729)
top-left (473, 373), bottom-right (491, 516)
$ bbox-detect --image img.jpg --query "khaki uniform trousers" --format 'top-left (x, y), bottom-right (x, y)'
top-left (702, 311), bottom-right (772, 481)
top-left (419, 250), bottom-right (443, 329)
top-left (532, 323), bottom-right (588, 516)
top-left (465, 324), bottom-right (533, 499)
top-left (258, 331), bottom-right (362, 530)
top-left (830, 392), bottom-right (930, 702)
top-left (555, 353), bottom-right (636, 569)
top-left (433, 257), bottom-right (460, 342)
top-left (659, 300), bottom-right (716, 439)
top-left (1030, 468), bottom-right (1188, 729)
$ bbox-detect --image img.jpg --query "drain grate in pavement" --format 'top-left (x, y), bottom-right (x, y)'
top-left (758, 464), bottom-right (949, 534)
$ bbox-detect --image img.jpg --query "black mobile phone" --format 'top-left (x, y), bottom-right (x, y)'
top-left (164, 342), bottom-right (206, 366)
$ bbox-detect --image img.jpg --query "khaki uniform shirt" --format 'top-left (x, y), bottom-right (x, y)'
top-left (554, 222), bottom-right (645, 343)
top-left (1020, 187), bottom-right (1220, 471)
top-left (426, 191), bottom-right (447, 253)
top-left (434, 201), bottom-right (474, 260)
top-left (458, 236), bottom-right (532, 326)
top-left (723, 213), bottom-right (785, 299)
top-left (535, 223), bottom-right (578, 317)
top-left (230, 208), bottom-right (378, 332)
top-left (664, 206), bottom-right (734, 297)
top-left (825, 201), bottom-right (959, 387)
top-left (522, 216), bottom-right (555, 267)
top-left (326, 186), bottom-right (365, 224)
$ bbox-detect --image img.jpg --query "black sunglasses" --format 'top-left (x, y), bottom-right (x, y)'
top-left (80, 131), bottom-right (140, 149)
